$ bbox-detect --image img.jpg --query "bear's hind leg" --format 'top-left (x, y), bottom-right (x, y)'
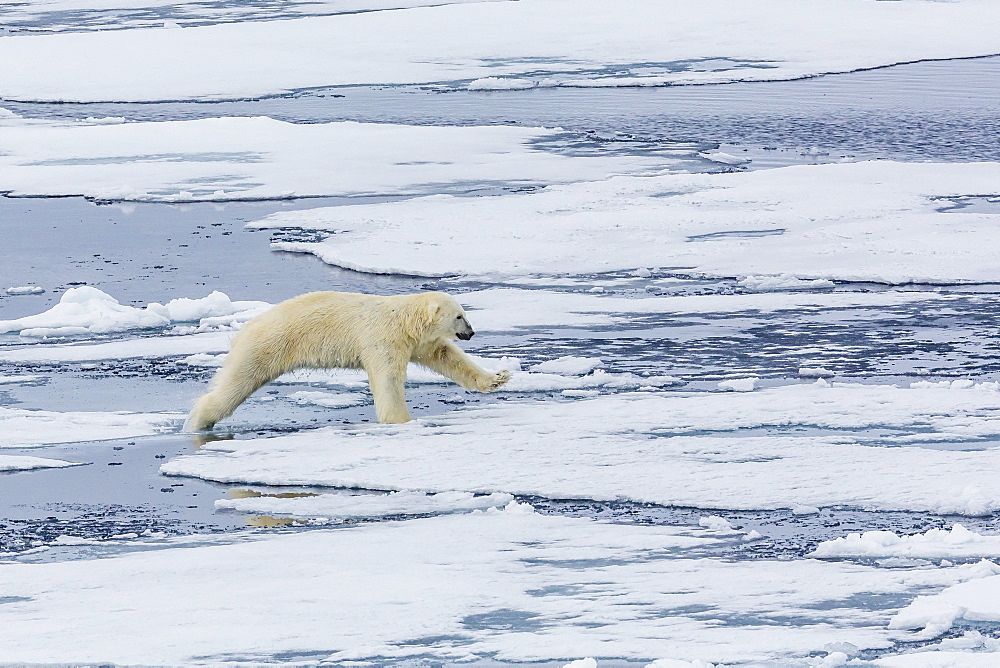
top-left (185, 349), bottom-right (282, 431)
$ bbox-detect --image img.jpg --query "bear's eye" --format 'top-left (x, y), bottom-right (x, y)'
top-left (456, 315), bottom-right (463, 320)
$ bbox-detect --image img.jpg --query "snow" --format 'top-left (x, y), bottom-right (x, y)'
top-left (259, 161), bottom-right (1000, 283)
top-left (0, 406), bottom-right (181, 448)
top-left (0, 117), bottom-right (664, 201)
top-left (0, 506), bottom-right (996, 664)
top-left (0, 454), bottom-right (81, 472)
top-left (163, 382), bottom-right (1000, 514)
top-left (811, 525), bottom-right (1000, 561)
top-left (2, 0), bottom-right (1000, 101)
top-left (0, 287), bottom-right (267, 338)
top-left (215, 489), bottom-right (515, 520)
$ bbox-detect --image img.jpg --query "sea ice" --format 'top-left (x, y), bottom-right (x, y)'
top-left (287, 390), bottom-right (370, 409)
top-left (529, 356), bottom-right (604, 376)
top-left (163, 383), bottom-right (1000, 514)
top-left (890, 569), bottom-right (1000, 640)
top-left (0, 286), bottom-right (267, 338)
top-left (0, 406), bottom-right (180, 448)
top-left (3, 0), bottom-right (1000, 101)
top-left (0, 117), bottom-right (664, 201)
top-left (258, 161), bottom-right (1000, 283)
top-left (811, 524), bottom-right (1000, 560)
top-left (717, 377), bottom-right (757, 392)
top-left (0, 507), bottom-right (993, 663)
top-left (0, 0), bottom-right (486, 32)
top-left (5, 286), bottom-right (45, 295)
top-left (215, 489), bottom-right (514, 520)
top-left (0, 454), bottom-right (81, 472)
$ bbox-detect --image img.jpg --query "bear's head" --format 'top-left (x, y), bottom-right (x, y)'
top-left (414, 291), bottom-right (475, 342)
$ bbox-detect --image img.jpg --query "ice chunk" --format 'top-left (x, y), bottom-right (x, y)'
top-left (529, 356), bottom-right (604, 376)
top-left (799, 367), bottom-right (835, 378)
top-left (5, 286), bottom-right (44, 295)
top-left (717, 377), bottom-right (757, 392)
top-left (0, 455), bottom-right (81, 472)
top-left (0, 287), bottom-right (267, 338)
top-left (287, 391), bottom-right (369, 409)
top-left (811, 524), bottom-right (1000, 560)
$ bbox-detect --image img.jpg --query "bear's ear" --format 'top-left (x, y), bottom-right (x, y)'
top-left (425, 300), bottom-right (442, 322)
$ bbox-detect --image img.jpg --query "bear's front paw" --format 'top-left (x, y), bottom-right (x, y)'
top-left (482, 370), bottom-right (511, 392)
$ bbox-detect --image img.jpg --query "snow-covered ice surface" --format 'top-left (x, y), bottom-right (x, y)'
top-left (3, 504), bottom-right (1000, 664)
top-left (257, 161), bottom-right (1000, 283)
top-left (6, 1), bottom-right (1000, 663)
top-left (3, 0), bottom-right (1000, 102)
top-left (0, 406), bottom-right (180, 448)
top-left (0, 454), bottom-right (80, 472)
top-left (0, 116), bottom-right (666, 201)
top-left (162, 382), bottom-right (1000, 515)
top-left (214, 489), bottom-right (515, 520)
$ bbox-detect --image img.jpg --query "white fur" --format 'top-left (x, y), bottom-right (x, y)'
top-left (185, 291), bottom-right (510, 430)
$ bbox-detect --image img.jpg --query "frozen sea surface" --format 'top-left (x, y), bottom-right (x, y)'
top-left (4, 8), bottom-right (1000, 663)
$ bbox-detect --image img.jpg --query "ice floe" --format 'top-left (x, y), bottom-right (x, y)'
top-left (0, 117), bottom-right (663, 201)
top-left (0, 286), bottom-right (267, 338)
top-left (890, 569), bottom-right (1000, 640)
top-left (811, 525), bottom-right (1000, 561)
top-left (1, 0), bottom-right (490, 33)
top-left (2, 0), bottom-right (1000, 101)
top-left (163, 383), bottom-right (1000, 514)
top-left (259, 161), bottom-right (1000, 283)
top-left (0, 407), bottom-right (180, 448)
top-left (215, 489), bottom-right (514, 520)
top-left (0, 454), bottom-right (81, 472)
top-left (0, 506), bottom-right (996, 663)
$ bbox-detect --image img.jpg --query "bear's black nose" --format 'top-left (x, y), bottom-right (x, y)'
top-left (457, 330), bottom-right (474, 340)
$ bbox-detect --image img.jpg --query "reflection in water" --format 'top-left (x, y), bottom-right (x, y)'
top-left (228, 489), bottom-right (319, 500)
top-left (190, 432), bottom-right (234, 449)
top-left (246, 515), bottom-right (309, 528)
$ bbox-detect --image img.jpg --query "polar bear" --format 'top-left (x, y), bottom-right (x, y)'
top-left (185, 291), bottom-right (510, 431)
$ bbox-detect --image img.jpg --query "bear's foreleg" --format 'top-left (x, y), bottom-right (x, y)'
top-left (414, 341), bottom-right (511, 393)
top-left (364, 353), bottom-right (412, 424)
